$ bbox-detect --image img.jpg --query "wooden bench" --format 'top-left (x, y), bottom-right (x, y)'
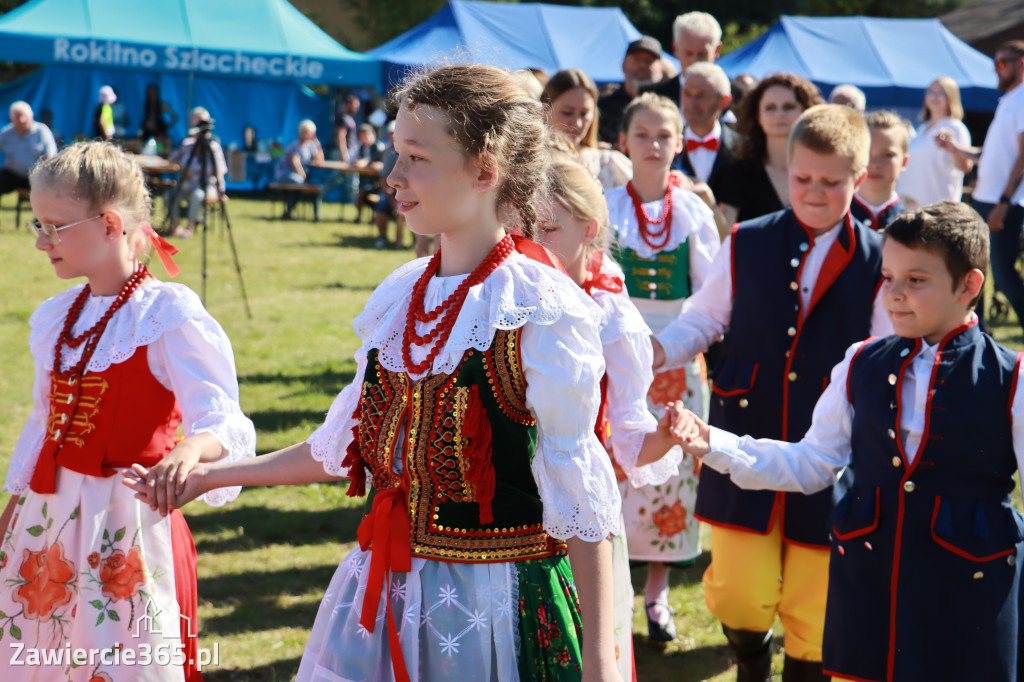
top-left (266, 182), bottom-right (322, 221)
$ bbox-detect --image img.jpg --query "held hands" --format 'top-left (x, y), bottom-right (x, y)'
top-left (661, 403), bottom-right (711, 457)
top-left (120, 440), bottom-right (209, 515)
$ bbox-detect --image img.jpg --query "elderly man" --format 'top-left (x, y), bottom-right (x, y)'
top-left (597, 36), bottom-right (665, 145)
top-left (939, 40), bottom-right (1024, 332)
top-left (645, 11), bottom-right (723, 104)
top-left (0, 101), bottom-right (56, 197)
top-left (680, 62), bottom-right (737, 201)
top-left (828, 84), bottom-right (867, 113)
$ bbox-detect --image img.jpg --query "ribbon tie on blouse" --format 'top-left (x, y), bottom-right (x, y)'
top-left (582, 250), bottom-right (624, 296)
top-left (685, 137), bottom-right (719, 153)
top-left (356, 486), bottom-right (412, 682)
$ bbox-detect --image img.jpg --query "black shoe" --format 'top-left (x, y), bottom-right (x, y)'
top-left (645, 602), bottom-right (677, 642)
top-left (782, 656), bottom-right (827, 682)
top-left (722, 625), bottom-right (773, 682)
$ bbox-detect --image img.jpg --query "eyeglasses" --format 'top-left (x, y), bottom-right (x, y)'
top-left (30, 213), bottom-right (105, 244)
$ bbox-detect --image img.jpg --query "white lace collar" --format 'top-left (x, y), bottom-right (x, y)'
top-left (355, 252), bottom-right (603, 377)
top-left (30, 281), bottom-right (209, 373)
top-left (606, 185), bottom-right (702, 257)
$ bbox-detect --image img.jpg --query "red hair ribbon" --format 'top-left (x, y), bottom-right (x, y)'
top-left (144, 224), bottom-right (180, 278)
top-left (583, 249), bottom-right (624, 295)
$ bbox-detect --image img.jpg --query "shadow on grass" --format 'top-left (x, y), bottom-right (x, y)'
top-left (247, 408), bottom-right (340, 435)
top-left (239, 368), bottom-right (354, 387)
top-left (318, 281), bottom-right (378, 292)
top-left (200, 567), bottom-right (335, 634)
top-left (188, 504), bottom-right (364, 554)
top-left (203, 657), bottom-right (302, 682)
top-left (634, 639), bottom-right (734, 682)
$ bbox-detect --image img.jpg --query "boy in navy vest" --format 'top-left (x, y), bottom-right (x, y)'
top-left (674, 201), bottom-right (1024, 682)
top-left (850, 111), bottom-right (908, 231)
top-left (653, 104), bottom-right (891, 681)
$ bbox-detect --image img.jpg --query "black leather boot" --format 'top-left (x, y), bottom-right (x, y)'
top-left (782, 655), bottom-right (827, 682)
top-left (721, 625), bottom-right (773, 682)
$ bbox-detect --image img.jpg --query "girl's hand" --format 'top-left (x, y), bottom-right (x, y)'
top-left (122, 461), bottom-right (210, 514)
top-left (664, 403), bottom-right (711, 456)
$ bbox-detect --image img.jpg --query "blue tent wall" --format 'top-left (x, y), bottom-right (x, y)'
top-left (0, 67), bottom-right (331, 152)
top-left (368, 0), bottom-right (678, 88)
top-left (717, 16), bottom-right (999, 112)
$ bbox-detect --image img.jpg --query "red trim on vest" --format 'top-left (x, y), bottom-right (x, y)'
top-left (822, 668), bottom-right (882, 682)
top-left (853, 193), bottom-right (901, 231)
top-left (807, 214), bottom-right (856, 316)
top-left (832, 487), bottom-right (881, 540)
top-left (929, 497), bottom-right (1016, 562)
top-left (845, 338), bottom-right (876, 404)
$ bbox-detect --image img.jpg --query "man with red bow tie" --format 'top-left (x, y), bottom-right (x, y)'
top-left (679, 62), bottom-right (737, 206)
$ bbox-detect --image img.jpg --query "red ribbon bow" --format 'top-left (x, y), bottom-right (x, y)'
top-left (144, 224), bottom-right (181, 278)
top-left (685, 137), bottom-right (719, 153)
top-left (356, 487), bottom-right (412, 682)
top-left (582, 250), bottom-right (624, 295)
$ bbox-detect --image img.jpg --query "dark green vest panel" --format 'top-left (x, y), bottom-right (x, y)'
top-left (611, 238), bottom-right (690, 300)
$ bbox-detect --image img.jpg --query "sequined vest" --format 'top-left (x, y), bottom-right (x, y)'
top-left (30, 345), bottom-right (182, 494)
top-left (610, 239), bottom-right (690, 301)
top-left (349, 327), bottom-right (567, 563)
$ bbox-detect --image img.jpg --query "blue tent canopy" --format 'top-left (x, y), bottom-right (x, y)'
top-left (368, 0), bottom-right (677, 89)
top-left (0, 0), bottom-right (380, 85)
top-left (717, 16), bottom-right (999, 112)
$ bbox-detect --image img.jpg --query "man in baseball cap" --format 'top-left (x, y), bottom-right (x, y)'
top-left (597, 35), bottom-right (665, 146)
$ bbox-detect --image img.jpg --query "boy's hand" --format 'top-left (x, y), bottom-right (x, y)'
top-left (666, 406), bottom-right (711, 457)
top-left (689, 181), bottom-right (717, 210)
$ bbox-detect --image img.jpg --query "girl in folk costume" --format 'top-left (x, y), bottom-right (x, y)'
top-left (536, 155), bottom-right (686, 680)
top-left (604, 93), bottom-right (721, 641)
top-left (0, 141), bottom-right (256, 682)
top-left (125, 64), bottom-right (676, 682)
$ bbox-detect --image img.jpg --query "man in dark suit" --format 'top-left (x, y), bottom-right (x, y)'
top-left (644, 11), bottom-right (722, 107)
top-left (679, 62), bottom-right (736, 205)
top-left (597, 36), bottom-right (665, 146)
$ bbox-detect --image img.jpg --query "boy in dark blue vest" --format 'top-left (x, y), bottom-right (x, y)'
top-left (653, 104), bottom-right (891, 682)
top-left (850, 111), bottom-right (908, 231)
top-left (675, 201), bottom-right (1024, 682)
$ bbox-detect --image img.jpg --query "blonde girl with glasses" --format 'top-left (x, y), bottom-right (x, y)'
top-left (0, 140), bottom-right (255, 682)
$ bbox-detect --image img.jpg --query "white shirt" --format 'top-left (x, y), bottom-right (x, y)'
top-left (974, 83), bottom-right (1024, 205)
top-left (897, 117), bottom-right (971, 206)
top-left (4, 282), bottom-right (257, 506)
top-left (655, 219), bottom-right (893, 368)
top-left (684, 121), bottom-right (722, 184)
top-left (704, 335), bottom-right (1024, 494)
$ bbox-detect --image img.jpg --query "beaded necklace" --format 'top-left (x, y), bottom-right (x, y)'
top-left (402, 235), bottom-right (515, 374)
top-left (53, 265), bottom-right (150, 380)
top-left (625, 174), bottom-right (681, 250)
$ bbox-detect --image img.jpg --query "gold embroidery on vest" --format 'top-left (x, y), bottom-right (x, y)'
top-left (46, 376), bottom-right (108, 445)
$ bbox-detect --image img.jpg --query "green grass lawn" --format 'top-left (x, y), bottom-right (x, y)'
top-left (0, 196), bottom-right (1020, 681)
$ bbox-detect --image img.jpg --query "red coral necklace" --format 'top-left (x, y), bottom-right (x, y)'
top-left (626, 175), bottom-right (680, 250)
top-left (53, 265), bottom-right (150, 380)
top-left (403, 235), bottom-right (515, 374)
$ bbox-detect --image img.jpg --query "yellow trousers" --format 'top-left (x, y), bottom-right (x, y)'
top-left (703, 522), bottom-right (829, 661)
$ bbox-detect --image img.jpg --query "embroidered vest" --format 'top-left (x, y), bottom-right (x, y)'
top-left (30, 345), bottom-right (181, 494)
top-left (823, 324), bottom-right (1023, 682)
top-left (611, 239), bottom-right (690, 300)
top-left (696, 209), bottom-right (883, 545)
top-left (850, 195), bottom-right (907, 231)
top-left (348, 327), bottom-right (567, 563)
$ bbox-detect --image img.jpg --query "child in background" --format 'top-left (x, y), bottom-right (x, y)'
top-left (851, 111), bottom-right (909, 231)
top-left (0, 141), bottom-right (255, 682)
top-left (127, 64), bottom-right (641, 682)
top-left (653, 104), bottom-right (891, 680)
top-left (605, 92), bottom-right (721, 642)
top-left (674, 201), bottom-right (1023, 682)
top-left (538, 155), bottom-right (687, 679)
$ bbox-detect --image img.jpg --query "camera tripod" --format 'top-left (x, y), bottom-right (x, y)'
top-left (164, 122), bottom-right (252, 318)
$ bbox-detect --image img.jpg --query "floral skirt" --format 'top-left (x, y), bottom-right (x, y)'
top-left (0, 468), bottom-right (198, 682)
top-left (619, 359), bottom-right (707, 564)
top-left (296, 549), bottom-right (585, 682)
top-left (609, 518), bottom-right (633, 681)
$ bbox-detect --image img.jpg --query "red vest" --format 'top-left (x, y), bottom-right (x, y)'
top-left (30, 345), bottom-right (181, 494)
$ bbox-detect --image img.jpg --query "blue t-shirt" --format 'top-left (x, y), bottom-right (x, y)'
top-left (0, 122), bottom-right (57, 177)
